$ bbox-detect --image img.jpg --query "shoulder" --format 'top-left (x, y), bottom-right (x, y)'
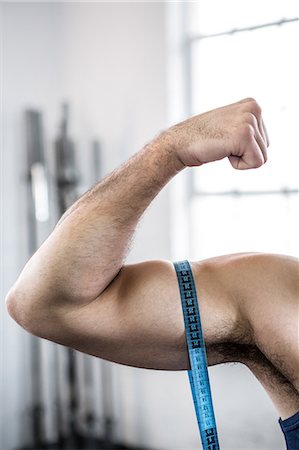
top-left (193, 251), bottom-right (298, 322)
top-left (195, 251), bottom-right (298, 293)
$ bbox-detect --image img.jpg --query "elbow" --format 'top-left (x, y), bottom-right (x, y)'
top-left (5, 288), bottom-right (20, 323)
top-left (5, 286), bottom-right (69, 342)
top-left (5, 287), bottom-right (42, 336)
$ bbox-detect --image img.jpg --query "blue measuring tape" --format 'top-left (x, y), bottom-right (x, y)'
top-left (173, 260), bottom-right (220, 450)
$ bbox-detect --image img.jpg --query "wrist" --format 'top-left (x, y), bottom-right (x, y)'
top-left (152, 130), bottom-right (187, 173)
top-left (161, 121), bottom-right (206, 169)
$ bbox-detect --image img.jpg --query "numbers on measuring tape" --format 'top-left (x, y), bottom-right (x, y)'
top-left (174, 260), bottom-right (220, 450)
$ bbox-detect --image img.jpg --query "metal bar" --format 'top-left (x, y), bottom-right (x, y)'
top-left (189, 17), bottom-right (299, 42)
top-left (54, 103), bottom-right (80, 449)
top-left (25, 110), bottom-right (46, 448)
top-left (92, 140), bottom-right (102, 183)
top-left (101, 361), bottom-right (115, 446)
top-left (191, 188), bottom-right (299, 197)
top-left (82, 354), bottom-right (97, 449)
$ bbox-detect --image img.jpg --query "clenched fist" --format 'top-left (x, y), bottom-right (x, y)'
top-left (165, 98), bottom-right (269, 170)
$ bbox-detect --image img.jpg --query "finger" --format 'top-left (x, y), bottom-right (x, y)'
top-left (256, 116), bottom-right (269, 151)
top-left (254, 128), bottom-right (268, 163)
top-left (261, 117), bottom-right (270, 147)
top-left (257, 118), bottom-right (267, 148)
top-left (250, 113), bottom-right (268, 163)
top-left (241, 99), bottom-right (269, 149)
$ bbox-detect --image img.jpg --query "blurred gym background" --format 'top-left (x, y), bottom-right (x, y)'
top-left (1, 2), bottom-right (298, 450)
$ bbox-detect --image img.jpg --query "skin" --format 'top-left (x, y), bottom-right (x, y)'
top-left (6, 98), bottom-right (299, 427)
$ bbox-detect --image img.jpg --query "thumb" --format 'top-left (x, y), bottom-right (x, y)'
top-left (228, 139), bottom-right (265, 170)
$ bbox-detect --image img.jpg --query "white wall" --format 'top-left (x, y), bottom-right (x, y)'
top-left (1, 4), bottom-right (66, 449)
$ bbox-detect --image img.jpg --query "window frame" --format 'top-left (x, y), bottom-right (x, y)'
top-left (169, 2), bottom-right (299, 260)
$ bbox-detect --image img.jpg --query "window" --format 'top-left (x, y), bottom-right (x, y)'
top-left (183, 2), bottom-right (299, 260)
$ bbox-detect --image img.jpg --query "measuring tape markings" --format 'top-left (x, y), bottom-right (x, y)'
top-left (173, 260), bottom-right (220, 450)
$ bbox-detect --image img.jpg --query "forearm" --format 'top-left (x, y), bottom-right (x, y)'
top-left (11, 133), bottom-right (185, 308)
top-left (7, 98), bottom-right (268, 324)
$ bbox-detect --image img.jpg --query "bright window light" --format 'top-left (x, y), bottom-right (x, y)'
top-left (190, 194), bottom-right (299, 260)
top-left (185, 4), bottom-right (299, 259)
top-left (188, 0), bottom-right (299, 36)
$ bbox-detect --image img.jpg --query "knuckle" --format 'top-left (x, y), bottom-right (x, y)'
top-left (239, 123), bottom-right (255, 139)
top-left (241, 98), bottom-right (262, 116)
top-left (250, 100), bottom-right (262, 116)
top-left (252, 102), bottom-right (262, 117)
top-left (242, 97), bottom-right (256, 103)
top-left (244, 112), bottom-right (257, 126)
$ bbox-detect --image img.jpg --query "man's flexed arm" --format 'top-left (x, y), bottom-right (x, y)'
top-left (6, 98), bottom-right (269, 328)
